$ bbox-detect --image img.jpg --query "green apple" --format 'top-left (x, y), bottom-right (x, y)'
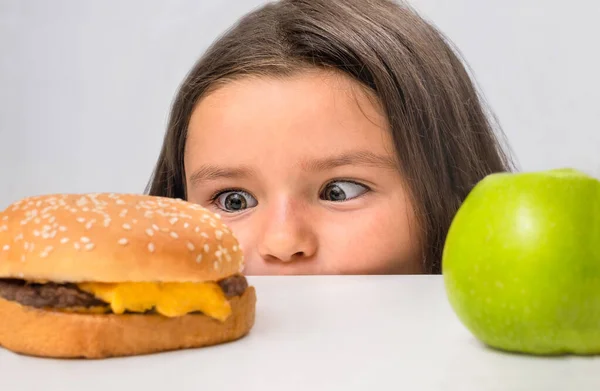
top-left (442, 168), bottom-right (600, 355)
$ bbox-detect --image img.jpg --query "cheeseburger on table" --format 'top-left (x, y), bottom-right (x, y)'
top-left (0, 193), bottom-right (255, 358)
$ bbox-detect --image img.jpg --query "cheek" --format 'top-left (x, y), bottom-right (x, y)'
top-left (321, 206), bottom-right (420, 274)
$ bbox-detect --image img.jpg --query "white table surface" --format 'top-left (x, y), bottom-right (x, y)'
top-left (1, 275), bottom-right (599, 390)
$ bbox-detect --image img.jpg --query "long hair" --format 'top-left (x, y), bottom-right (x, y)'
top-left (146, 0), bottom-right (514, 273)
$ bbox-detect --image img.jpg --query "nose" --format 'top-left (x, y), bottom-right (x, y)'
top-left (257, 200), bottom-right (318, 263)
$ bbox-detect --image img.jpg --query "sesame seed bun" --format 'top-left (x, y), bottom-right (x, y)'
top-left (0, 193), bottom-right (255, 358)
top-left (0, 193), bottom-right (243, 282)
top-left (0, 287), bottom-right (256, 359)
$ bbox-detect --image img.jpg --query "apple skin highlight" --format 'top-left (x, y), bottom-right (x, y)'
top-left (442, 168), bottom-right (600, 355)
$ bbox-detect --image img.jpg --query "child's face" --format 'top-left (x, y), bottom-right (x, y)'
top-left (184, 71), bottom-right (422, 275)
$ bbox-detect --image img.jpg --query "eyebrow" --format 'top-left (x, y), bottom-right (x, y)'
top-left (188, 165), bottom-right (256, 187)
top-left (299, 150), bottom-right (398, 172)
top-left (188, 150), bottom-right (398, 187)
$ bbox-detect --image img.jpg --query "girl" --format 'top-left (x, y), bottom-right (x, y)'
top-left (146, 0), bottom-right (513, 275)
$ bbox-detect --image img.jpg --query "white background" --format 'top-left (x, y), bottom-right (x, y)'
top-left (1, 0), bottom-right (599, 208)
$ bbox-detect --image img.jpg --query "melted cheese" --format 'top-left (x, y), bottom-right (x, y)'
top-left (77, 282), bottom-right (231, 321)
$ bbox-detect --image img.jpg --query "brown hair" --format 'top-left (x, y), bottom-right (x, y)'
top-left (146, 0), bottom-right (514, 274)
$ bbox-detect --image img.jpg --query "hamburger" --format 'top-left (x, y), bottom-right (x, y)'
top-left (0, 193), bottom-right (255, 359)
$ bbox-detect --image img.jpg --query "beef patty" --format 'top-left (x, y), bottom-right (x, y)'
top-left (0, 274), bottom-right (247, 310)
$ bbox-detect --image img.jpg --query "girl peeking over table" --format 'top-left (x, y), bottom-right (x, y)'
top-left (146, 0), bottom-right (513, 275)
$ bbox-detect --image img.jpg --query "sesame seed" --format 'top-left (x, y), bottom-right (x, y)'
top-left (103, 219), bottom-right (111, 227)
top-left (194, 226), bottom-right (200, 233)
top-left (82, 207), bottom-right (90, 212)
top-left (85, 243), bottom-right (95, 251)
top-left (116, 199), bottom-right (126, 205)
top-left (59, 226), bottom-right (67, 232)
top-left (132, 219), bottom-right (138, 224)
top-left (170, 231), bottom-right (179, 239)
top-left (225, 254), bottom-right (232, 262)
top-left (196, 254), bottom-right (203, 263)
top-left (187, 242), bottom-right (195, 251)
top-left (122, 224), bottom-right (132, 230)
top-left (119, 209), bottom-right (128, 217)
top-left (19, 220), bottom-right (28, 225)
top-left (85, 220), bottom-right (95, 230)
top-left (148, 243), bottom-right (155, 253)
top-left (48, 216), bottom-right (56, 224)
top-left (200, 232), bottom-right (209, 239)
top-left (2, 245), bottom-right (8, 251)
top-left (233, 245), bottom-right (238, 252)
top-left (15, 233), bottom-right (23, 241)
top-left (213, 261), bottom-right (219, 270)
top-left (60, 238), bottom-right (69, 244)
top-left (74, 242), bottom-right (81, 250)
top-left (214, 213), bottom-right (221, 220)
top-left (80, 237), bottom-right (90, 243)
top-left (169, 217), bottom-right (178, 225)
top-left (33, 230), bottom-right (41, 237)
top-left (210, 221), bottom-right (217, 228)
top-left (42, 246), bottom-right (54, 256)
top-left (145, 228), bottom-right (154, 237)
top-left (144, 211), bottom-right (154, 218)
top-left (76, 217), bottom-right (85, 223)
top-left (215, 250), bottom-right (222, 258)
top-left (215, 230), bottom-right (223, 240)
top-left (118, 238), bottom-right (128, 245)
top-left (183, 222), bottom-right (190, 229)
top-left (204, 244), bottom-right (209, 253)
top-left (151, 224), bottom-right (159, 231)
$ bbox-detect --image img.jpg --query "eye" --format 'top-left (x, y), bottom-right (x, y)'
top-left (213, 190), bottom-right (258, 213)
top-left (320, 181), bottom-right (369, 202)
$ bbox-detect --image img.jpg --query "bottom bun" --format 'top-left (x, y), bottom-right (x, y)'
top-left (0, 287), bottom-right (256, 359)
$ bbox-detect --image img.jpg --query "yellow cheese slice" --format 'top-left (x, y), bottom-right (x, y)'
top-left (77, 281), bottom-right (231, 321)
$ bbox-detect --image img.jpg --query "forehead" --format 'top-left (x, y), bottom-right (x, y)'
top-left (185, 71), bottom-right (393, 167)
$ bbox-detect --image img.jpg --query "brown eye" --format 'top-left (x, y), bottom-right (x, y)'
top-left (215, 191), bottom-right (257, 213)
top-left (321, 181), bottom-right (369, 202)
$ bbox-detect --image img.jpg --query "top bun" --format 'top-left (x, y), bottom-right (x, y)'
top-left (0, 193), bottom-right (243, 282)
